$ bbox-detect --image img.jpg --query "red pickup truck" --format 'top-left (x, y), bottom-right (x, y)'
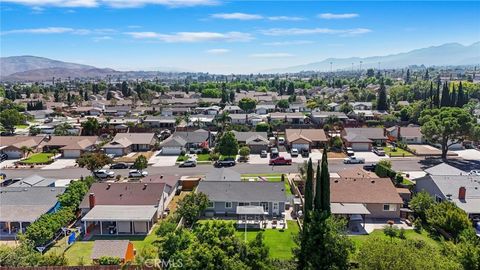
top-left (269, 156), bottom-right (292, 165)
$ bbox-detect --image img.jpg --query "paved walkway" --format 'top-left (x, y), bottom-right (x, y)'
top-left (149, 151), bottom-right (178, 167)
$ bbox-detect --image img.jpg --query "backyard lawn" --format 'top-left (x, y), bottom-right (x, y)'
top-left (383, 147), bottom-right (414, 157)
top-left (20, 153), bottom-right (54, 164)
top-left (235, 220), bottom-right (299, 259)
top-left (350, 229), bottom-right (439, 251)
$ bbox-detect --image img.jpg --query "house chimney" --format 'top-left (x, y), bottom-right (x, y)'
top-left (89, 193), bottom-right (96, 209)
top-left (458, 186), bottom-right (466, 200)
top-left (143, 183), bottom-right (148, 190)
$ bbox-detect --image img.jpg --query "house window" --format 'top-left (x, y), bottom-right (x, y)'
top-left (239, 202), bottom-right (250, 206)
top-left (273, 203), bottom-right (279, 210)
top-left (225, 202), bottom-right (232, 209)
top-left (383, 204), bottom-right (396, 211)
top-left (261, 202), bottom-right (269, 212)
top-left (208, 201), bottom-right (214, 208)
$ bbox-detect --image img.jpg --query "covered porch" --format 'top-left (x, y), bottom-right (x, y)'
top-left (236, 205), bottom-right (268, 229)
top-left (331, 203), bottom-right (371, 234)
top-left (82, 205), bottom-right (158, 237)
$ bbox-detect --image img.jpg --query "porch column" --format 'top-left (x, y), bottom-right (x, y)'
top-left (116, 221), bottom-right (118, 235)
top-left (146, 221), bottom-right (150, 233)
top-left (7, 222), bottom-right (11, 234)
top-left (131, 221), bottom-right (134, 234)
top-left (19, 222), bottom-right (23, 233)
top-left (100, 221), bottom-right (103, 235)
top-left (83, 221), bottom-right (87, 235)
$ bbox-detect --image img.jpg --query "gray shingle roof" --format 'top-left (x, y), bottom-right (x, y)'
top-left (232, 131), bottom-right (268, 143)
top-left (424, 163), bottom-right (466, 176)
top-left (344, 128), bottom-right (386, 140)
top-left (9, 175), bottom-right (56, 187)
top-left (427, 175), bottom-right (480, 214)
top-left (172, 131), bottom-right (209, 143)
top-left (91, 240), bottom-right (130, 260)
top-left (197, 181), bottom-right (287, 202)
top-left (204, 168), bottom-right (241, 182)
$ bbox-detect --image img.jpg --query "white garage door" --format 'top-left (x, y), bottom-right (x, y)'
top-left (292, 143), bottom-right (309, 151)
top-left (105, 148), bottom-right (124, 157)
top-left (63, 150), bottom-right (80, 158)
top-left (3, 150), bottom-right (21, 159)
top-left (162, 147), bottom-right (182, 155)
top-left (352, 143), bottom-right (370, 151)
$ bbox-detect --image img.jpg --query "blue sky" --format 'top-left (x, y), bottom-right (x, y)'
top-left (1, 1), bottom-right (479, 74)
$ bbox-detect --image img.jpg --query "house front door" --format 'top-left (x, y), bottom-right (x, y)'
top-left (272, 202), bottom-right (279, 215)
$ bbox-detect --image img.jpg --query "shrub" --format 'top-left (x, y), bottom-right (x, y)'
top-left (255, 122), bottom-right (269, 132)
top-left (375, 163), bottom-right (396, 179)
top-left (201, 148), bottom-right (210, 154)
top-left (413, 218), bottom-right (423, 233)
top-left (209, 152), bottom-right (220, 161)
top-left (98, 256), bottom-right (121, 265)
top-left (399, 228), bottom-right (406, 239)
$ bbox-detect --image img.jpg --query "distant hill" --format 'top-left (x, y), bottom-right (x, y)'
top-left (3, 67), bottom-right (121, 81)
top-left (0, 55), bottom-right (95, 76)
top-left (264, 42), bottom-right (480, 73)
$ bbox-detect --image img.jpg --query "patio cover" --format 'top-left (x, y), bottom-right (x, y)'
top-left (82, 205), bottom-right (157, 222)
top-left (236, 206), bottom-right (267, 215)
top-left (331, 203), bottom-right (371, 215)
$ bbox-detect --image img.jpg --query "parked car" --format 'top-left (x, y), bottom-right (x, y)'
top-left (0, 172), bottom-right (6, 180)
top-left (345, 147), bottom-right (355, 157)
top-left (363, 163), bottom-right (377, 171)
top-left (291, 148), bottom-right (299, 157)
top-left (469, 170), bottom-right (480, 176)
top-left (260, 150), bottom-right (268, 158)
top-left (110, 162), bottom-right (129, 169)
top-left (94, 169), bottom-right (115, 178)
top-left (343, 156), bottom-right (365, 164)
top-left (129, 169), bottom-right (148, 178)
top-left (269, 156), bottom-right (292, 165)
top-left (179, 159), bottom-right (197, 167)
top-left (214, 157), bottom-right (236, 167)
top-left (270, 148), bottom-right (279, 158)
top-left (372, 147), bottom-right (386, 156)
top-left (0, 153), bottom-right (8, 162)
top-left (106, 154), bottom-right (115, 159)
top-left (301, 148), bottom-right (309, 158)
top-left (278, 137), bottom-right (285, 145)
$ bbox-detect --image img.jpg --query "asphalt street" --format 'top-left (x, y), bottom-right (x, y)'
top-left (0, 158), bottom-right (443, 180)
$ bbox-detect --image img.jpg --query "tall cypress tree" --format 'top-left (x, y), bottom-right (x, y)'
top-left (456, 82), bottom-right (465, 107)
top-left (320, 147), bottom-right (331, 214)
top-left (376, 77), bottom-right (388, 111)
top-left (304, 158), bottom-right (314, 222)
top-left (440, 81), bottom-right (450, 107)
top-left (429, 82), bottom-right (433, 109)
top-left (450, 85), bottom-right (456, 107)
top-left (434, 78), bottom-right (441, 108)
top-left (314, 161), bottom-right (322, 211)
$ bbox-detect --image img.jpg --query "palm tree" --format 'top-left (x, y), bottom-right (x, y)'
top-left (51, 149), bottom-right (59, 160)
top-left (216, 111), bottom-right (231, 131)
top-left (183, 113), bottom-right (191, 128)
top-left (20, 146), bottom-right (33, 158)
top-left (54, 122), bottom-right (73, 136)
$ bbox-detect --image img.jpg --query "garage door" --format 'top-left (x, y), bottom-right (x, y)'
top-left (3, 150), bottom-right (21, 159)
top-left (105, 148), bottom-right (124, 157)
top-left (162, 147), bottom-right (182, 155)
top-left (352, 143), bottom-right (370, 151)
top-left (63, 150), bottom-right (80, 158)
top-left (292, 143), bottom-right (309, 151)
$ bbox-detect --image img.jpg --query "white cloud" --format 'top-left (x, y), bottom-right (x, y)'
top-left (211, 12), bottom-right (263, 20)
top-left (2, 0), bottom-right (218, 8)
top-left (93, 35), bottom-right (113, 42)
top-left (262, 40), bottom-right (313, 46)
top-left (318, 13), bottom-right (359, 19)
top-left (1, 26), bottom-right (117, 36)
top-left (267, 16), bottom-right (304, 21)
top-left (249, 52), bottom-right (294, 58)
top-left (205, 48), bottom-right (230, 54)
top-left (260, 27), bottom-right (371, 36)
top-left (125, 31), bottom-right (253, 42)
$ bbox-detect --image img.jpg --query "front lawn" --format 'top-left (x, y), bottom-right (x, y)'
top-left (20, 153), bottom-right (54, 164)
top-left (235, 220), bottom-right (299, 259)
top-left (14, 124), bottom-right (29, 129)
top-left (383, 146), bottom-right (413, 157)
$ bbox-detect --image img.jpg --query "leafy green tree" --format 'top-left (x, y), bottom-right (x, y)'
top-left (29, 125), bottom-right (41, 136)
top-left (132, 155), bottom-right (148, 171)
top-left (440, 82), bottom-right (451, 107)
top-left (239, 146), bottom-right (251, 160)
top-left (276, 99), bottom-right (290, 111)
top-left (176, 192), bottom-right (210, 227)
top-left (238, 97), bottom-right (257, 113)
top-left (201, 88), bottom-right (221, 98)
top-left (216, 131), bottom-right (239, 156)
top-left (426, 201), bottom-right (472, 239)
top-left (303, 158), bottom-right (314, 220)
top-left (216, 111), bottom-right (231, 130)
top-left (456, 81), bottom-right (465, 107)
top-left (97, 256), bottom-right (121, 265)
top-left (255, 122), bottom-right (269, 132)
top-left (53, 122), bottom-right (73, 136)
top-left (77, 152), bottom-right (112, 174)
top-left (376, 78), bottom-right (388, 111)
top-left (81, 117), bottom-right (100, 136)
top-left (420, 107), bottom-right (476, 159)
top-left (0, 109), bottom-right (26, 132)
top-left (409, 191), bottom-right (435, 222)
top-left (0, 242), bottom-right (67, 267)
top-left (287, 81), bottom-right (295, 95)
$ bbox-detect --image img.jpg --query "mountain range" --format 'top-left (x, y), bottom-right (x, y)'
top-left (1, 42), bottom-right (479, 81)
top-left (264, 42), bottom-right (480, 73)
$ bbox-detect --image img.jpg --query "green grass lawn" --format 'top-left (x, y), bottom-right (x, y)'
top-left (14, 124), bottom-right (29, 129)
top-left (21, 153), bottom-right (54, 164)
top-left (177, 153), bottom-right (211, 162)
top-left (350, 229), bottom-right (439, 251)
top-left (235, 220), bottom-right (299, 259)
top-left (241, 174), bottom-right (292, 196)
top-left (383, 147), bottom-right (413, 157)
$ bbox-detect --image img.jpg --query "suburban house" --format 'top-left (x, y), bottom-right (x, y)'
top-left (229, 114), bottom-right (265, 126)
top-left (424, 163), bottom-right (466, 176)
top-left (103, 133), bottom-right (156, 157)
top-left (255, 104), bottom-right (276, 115)
top-left (232, 131), bottom-right (269, 154)
top-left (331, 178), bottom-right (403, 221)
top-left (43, 136), bottom-right (98, 158)
top-left (80, 183), bottom-right (168, 235)
top-left (204, 168), bottom-right (241, 182)
top-left (0, 186), bottom-right (66, 237)
top-left (386, 126), bottom-right (425, 144)
top-left (223, 105), bottom-right (244, 114)
top-left (9, 174), bottom-right (57, 187)
top-left (143, 115), bottom-right (176, 129)
top-left (415, 175), bottom-right (480, 218)
top-left (310, 111), bottom-right (349, 125)
top-left (160, 130), bottom-right (210, 155)
top-left (269, 112), bottom-right (307, 125)
top-left (327, 102), bottom-right (341, 112)
top-left (160, 107), bottom-right (191, 116)
top-left (350, 102), bottom-right (373, 110)
top-left (0, 136), bottom-right (45, 159)
top-left (285, 129), bottom-right (328, 151)
top-left (342, 128), bottom-right (387, 151)
top-left (196, 181), bottom-right (287, 218)
top-left (91, 240), bottom-right (135, 264)
top-left (25, 109), bottom-right (54, 120)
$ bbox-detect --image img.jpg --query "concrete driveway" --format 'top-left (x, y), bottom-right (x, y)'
top-left (453, 149), bottom-right (480, 160)
top-left (248, 154), bottom-right (269, 165)
top-left (0, 159), bottom-right (20, 169)
top-left (42, 158), bottom-right (77, 170)
top-left (150, 151), bottom-right (178, 167)
top-left (353, 151), bottom-right (388, 163)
